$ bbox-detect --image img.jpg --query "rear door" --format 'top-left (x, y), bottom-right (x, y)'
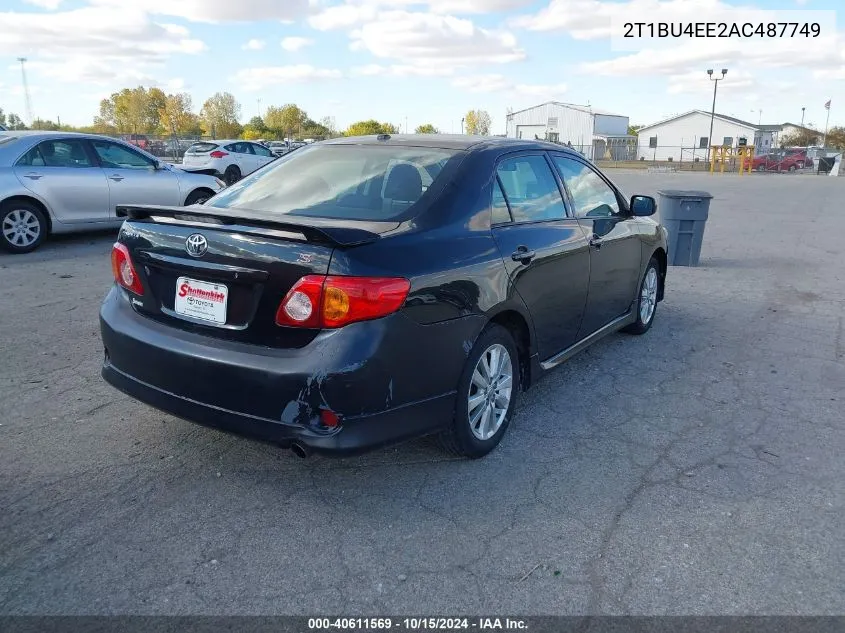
top-left (248, 142), bottom-right (277, 170)
top-left (550, 153), bottom-right (642, 338)
top-left (89, 139), bottom-right (182, 214)
top-left (13, 138), bottom-right (111, 223)
top-left (490, 152), bottom-right (590, 359)
top-left (225, 142), bottom-right (258, 175)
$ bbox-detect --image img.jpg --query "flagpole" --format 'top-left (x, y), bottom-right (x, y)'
top-left (823, 104), bottom-right (831, 147)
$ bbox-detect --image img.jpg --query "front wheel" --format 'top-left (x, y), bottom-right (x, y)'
top-left (184, 189), bottom-right (213, 206)
top-left (788, 165), bottom-right (797, 172)
top-left (623, 257), bottom-right (660, 335)
top-left (0, 201), bottom-right (48, 254)
top-left (439, 324), bottom-right (520, 458)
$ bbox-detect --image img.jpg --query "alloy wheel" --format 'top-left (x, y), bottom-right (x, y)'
top-left (640, 267), bottom-right (658, 324)
top-left (467, 343), bottom-right (513, 441)
top-left (2, 209), bottom-right (41, 248)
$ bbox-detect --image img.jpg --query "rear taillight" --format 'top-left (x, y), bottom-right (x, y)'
top-left (111, 242), bottom-right (144, 296)
top-left (275, 275), bottom-right (410, 329)
top-left (209, 150), bottom-right (228, 158)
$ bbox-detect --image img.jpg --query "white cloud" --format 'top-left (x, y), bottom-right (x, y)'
top-left (242, 38), bottom-right (266, 50)
top-left (309, 0), bottom-right (532, 28)
top-left (351, 64), bottom-right (454, 77)
top-left (452, 73), bottom-right (567, 98)
top-left (281, 36), bottom-right (314, 52)
top-left (0, 6), bottom-right (205, 85)
top-left (90, 0), bottom-right (312, 23)
top-left (349, 11), bottom-right (525, 66)
top-left (232, 65), bottom-right (343, 91)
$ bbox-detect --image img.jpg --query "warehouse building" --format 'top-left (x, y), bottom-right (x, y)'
top-left (635, 110), bottom-right (778, 162)
top-left (505, 101), bottom-right (634, 160)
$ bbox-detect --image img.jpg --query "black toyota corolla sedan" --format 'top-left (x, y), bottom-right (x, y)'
top-left (100, 134), bottom-right (668, 458)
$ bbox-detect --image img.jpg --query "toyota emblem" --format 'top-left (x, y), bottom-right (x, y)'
top-left (185, 234), bottom-right (208, 257)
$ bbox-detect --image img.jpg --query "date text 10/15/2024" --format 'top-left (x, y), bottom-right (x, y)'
top-left (307, 618), bottom-right (528, 630)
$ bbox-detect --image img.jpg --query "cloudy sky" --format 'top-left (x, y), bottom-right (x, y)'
top-left (0, 0), bottom-right (842, 133)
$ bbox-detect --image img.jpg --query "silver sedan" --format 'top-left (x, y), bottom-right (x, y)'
top-left (0, 131), bottom-right (226, 253)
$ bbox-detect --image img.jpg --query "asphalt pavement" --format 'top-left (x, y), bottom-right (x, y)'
top-left (1, 171), bottom-right (843, 615)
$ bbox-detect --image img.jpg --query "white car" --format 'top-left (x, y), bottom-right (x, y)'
top-left (180, 140), bottom-right (277, 185)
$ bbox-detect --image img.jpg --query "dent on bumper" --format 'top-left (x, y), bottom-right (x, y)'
top-left (98, 288), bottom-right (471, 454)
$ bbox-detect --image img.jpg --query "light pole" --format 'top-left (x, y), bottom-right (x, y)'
top-left (800, 107), bottom-right (805, 128)
top-left (461, 117), bottom-right (465, 134)
top-left (706, 68), bottom-right (727, 164)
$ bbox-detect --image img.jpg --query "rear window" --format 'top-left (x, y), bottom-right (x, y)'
top-left (187, 142), bottom-right (219, 153)
top-left (207, 144), bottom-right (463, 222)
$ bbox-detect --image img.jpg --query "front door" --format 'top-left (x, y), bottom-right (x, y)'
top-left (13, 138), bottom-right (110, 223)
top-left (490, 152), bottom-right (590, 359)
top-left (89, 139), bottom-right (182, 214)
top-left (248, 142), bottom-right (277, 171)
top-left (550, 153), bottom-right (642, 339)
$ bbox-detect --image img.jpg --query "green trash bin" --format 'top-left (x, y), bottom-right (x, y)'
top-left (657, 190), bottom-right (713, 267)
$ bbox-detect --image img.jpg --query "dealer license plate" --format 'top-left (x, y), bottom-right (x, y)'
top-left (174, 276), bottom-right (228, 324)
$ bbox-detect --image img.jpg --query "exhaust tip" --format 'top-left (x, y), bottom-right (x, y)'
top-left (290, 442), bottom-right (311, 459)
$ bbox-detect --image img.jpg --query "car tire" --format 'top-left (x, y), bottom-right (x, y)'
top-left (756, 165), bottom-right (766, 172)
top-left (223, 165), bottom-right (241, 186)
top-left (788, 165), bottom-right (797, 172)
top-left (184, 189), bottom-right (214, 206)
top-left (0, 200), bottom-right (48, 254)
top-left (622, 256), bottom-right (660, 335)
top-left (438, 324), bottom-right (520, 458)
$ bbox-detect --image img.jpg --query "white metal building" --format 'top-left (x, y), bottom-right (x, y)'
top-left (635, 110), bottom-right (777, 162)
top-left (505, 102), bottom-right (633, 160)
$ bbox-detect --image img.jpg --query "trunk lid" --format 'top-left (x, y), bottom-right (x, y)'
top-left (182, 142), bottom-right (218, 166)
top-left (116, 204), bottom-right (398, 348)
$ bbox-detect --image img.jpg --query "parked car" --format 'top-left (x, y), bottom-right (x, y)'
top-left (121, 134), bottom-right (150, 151)
top-left (0, 131), bottom-right (225, 253)
top-left (99, 134), bottom-right (668, 459)
top-left (752, 151), bottom-right (804, 172)
top-left (783, 148), bottom-right (813, 169)
top-left (180, 140), bottom-right (277, 185)
top-left (267, 141), bottom-right (291, 157)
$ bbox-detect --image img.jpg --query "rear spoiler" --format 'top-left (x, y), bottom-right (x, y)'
top-left (116, 204), bottom-right (393, 247)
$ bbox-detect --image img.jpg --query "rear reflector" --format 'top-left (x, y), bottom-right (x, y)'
top-left (275, 275), bottom-right (410, 329)
top-left (320, 409), bottom-right (340, 428)
top-left (209, 150), bottom-right (228, 158)
top-left (110, 242), bottom-right (144, 296)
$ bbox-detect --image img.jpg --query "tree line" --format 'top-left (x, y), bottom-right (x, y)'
top-left (1, 86), bottom-right (495, 140)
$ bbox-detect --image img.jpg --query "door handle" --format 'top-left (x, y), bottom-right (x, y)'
top-left (511, 246), bottom-right (536, 264)
top-left (108, 175), bottom-right (125, 182)
top-left (24, 173), bottom-right (43, 180)
top-left (589, 235), bottom-right (602, 249)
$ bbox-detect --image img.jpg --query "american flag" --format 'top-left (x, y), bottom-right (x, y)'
top-left (825, 100), bottom-right (831, 110)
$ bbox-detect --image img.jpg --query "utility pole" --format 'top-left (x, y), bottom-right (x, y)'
top-left (17, 57), bottom-right (34, 125)
top-left (705, 68), bottom-right (727, 164)
top-left (800, 107), bottom-right (805, 128)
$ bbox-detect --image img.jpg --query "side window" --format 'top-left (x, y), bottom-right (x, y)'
top-left (495, 155), bottom-right (566, 223)
top-left (17, 140), bottom-right (93, 168)
top-left (491, 178), bottom-right (512, 224)
top-left (91, 141), bottom-right (154, 170)
top-left (552, 155), bottom-right (620, 219)
top-left (251, 143), bottom-right (274, 157)
top-left (224, 143), bottom-right (244, 154)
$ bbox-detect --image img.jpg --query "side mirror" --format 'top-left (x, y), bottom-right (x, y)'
top-left (154, 160), bottom-right (168, 171)
top-left (630, 195), bottom-right (656, 216)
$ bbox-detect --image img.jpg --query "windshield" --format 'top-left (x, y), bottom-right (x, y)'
top-left (207, 143), bottom-right (463, 222)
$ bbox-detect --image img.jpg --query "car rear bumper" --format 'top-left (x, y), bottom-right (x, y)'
top-left (99, 287), bottom-right (479, 455)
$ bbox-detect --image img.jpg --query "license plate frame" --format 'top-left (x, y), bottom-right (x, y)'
top-left (174, 276), bottom-right (228, 325)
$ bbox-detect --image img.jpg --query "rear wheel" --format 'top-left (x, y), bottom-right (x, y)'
top-left (756, 165), bottom-right (766, 172)
top-left (223, 165), bottom-right (241, 186)
top-left (623, 257), bottom-right (660, 335)
top-left (788, 164), bottom-right (797, 172)
top-left (184, 189), bottom-right (213, 206)
top-left (439, 324), bottom-right (520, 458)
top-left (0, 201), bottom-right (47, 254)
